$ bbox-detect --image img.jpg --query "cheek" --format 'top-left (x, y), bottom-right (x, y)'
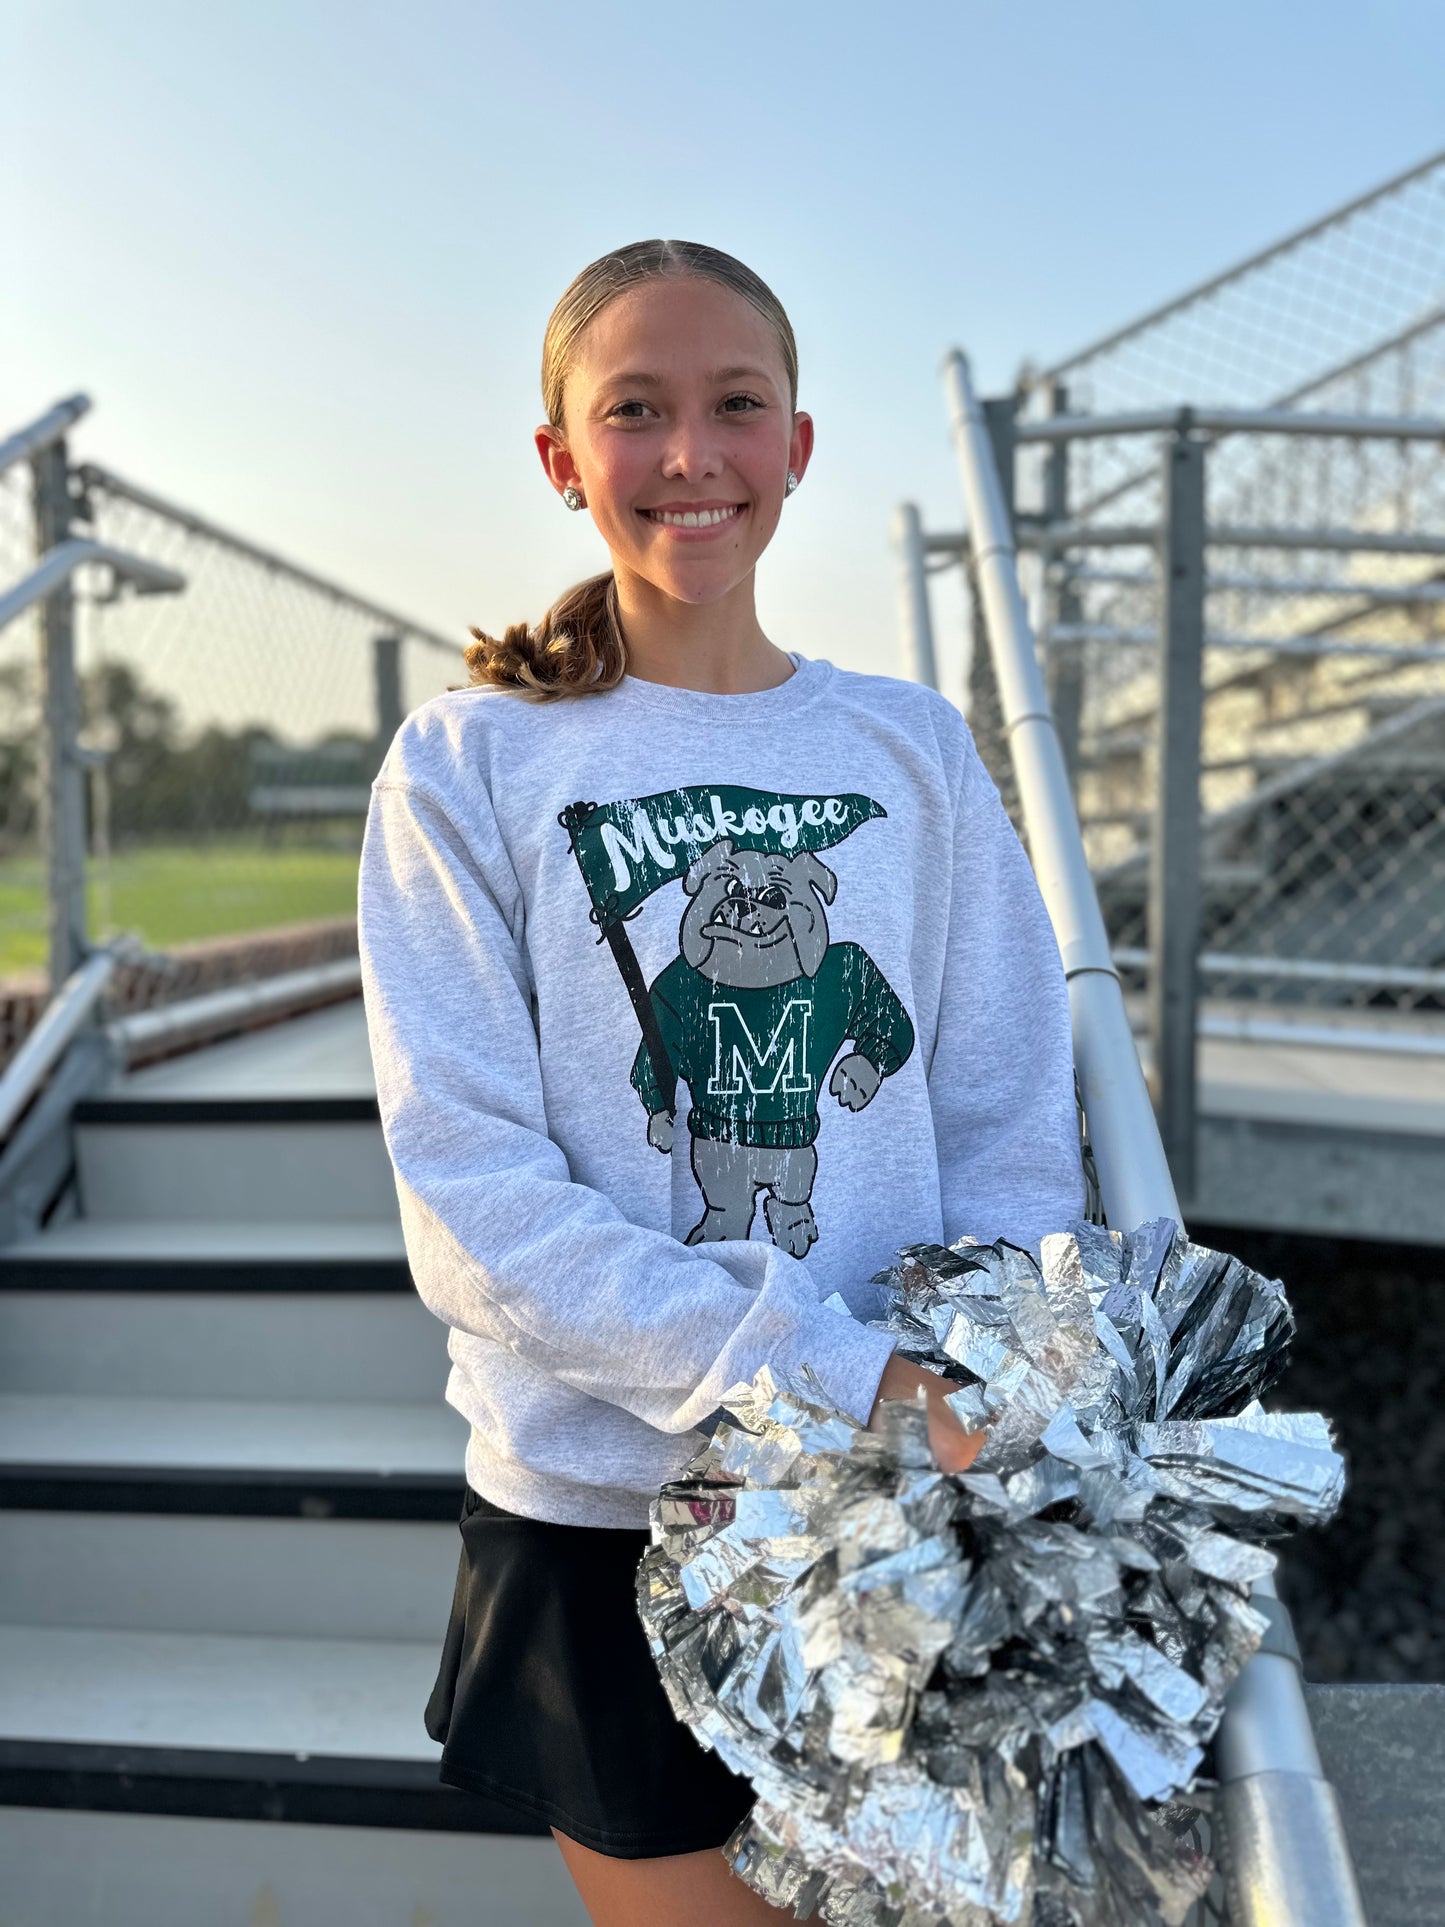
top-left (578, 441), bottom-right (649, 518)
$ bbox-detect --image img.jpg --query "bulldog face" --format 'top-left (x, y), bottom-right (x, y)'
top-left (680, 840), bottom-right (836, 987)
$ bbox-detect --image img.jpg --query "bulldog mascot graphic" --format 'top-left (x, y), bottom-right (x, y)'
top-left (560, 786), bottom-right (913, 1257)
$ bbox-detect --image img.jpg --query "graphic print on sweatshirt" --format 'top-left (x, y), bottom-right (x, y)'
top-left (559, 786), bottom-right (915, 1259)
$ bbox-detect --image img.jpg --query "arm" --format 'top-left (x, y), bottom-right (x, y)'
top-left (357, 777), bottom-right (897, 1434)
top-left (928, 755), bottom-right (1086, 1250)
top-left (829, 946), bottom-right (916, 1111)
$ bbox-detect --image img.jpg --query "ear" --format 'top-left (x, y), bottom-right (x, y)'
top-left (787, 411), bottom-right (815, 490)
top-left (798, 851), bottom-right (837, 904)
top-left (535, 423), bottom-right (583, 507)
top-left (684, 837), bottom-right (734, 896)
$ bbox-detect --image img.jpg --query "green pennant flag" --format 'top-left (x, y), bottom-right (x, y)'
top-left (562, 784), bottom-right (886, 925)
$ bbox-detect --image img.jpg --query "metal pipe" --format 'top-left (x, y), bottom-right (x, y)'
top-left (1013, 518), bottom-right (1445, 556)
top-left (1060, 565), bottom-right (1445, 603)
top-left (0, 948), bottom-right (117, 1140)
top-left (944, 346), bottom-right (1367, 1927)
top-left (943, 350), bottom-right (1178, 1231)
top-left (1112, 945), bottom-right (1445, 996)
top-left (1050, 621), bottom-right (1443, 660)
top-left (893, 503), bottom-right (939, 689)
top-left (1195, 1011), bottom-right (1445, 1059)
top-left (1015, 403), bottom-right (1445, 444)
top-left (0, 539), bottom-right (186, 634)
top-left (0, 395), bottom-right (91, 480)
top-left (107, 959), bottom-right (362, 1061)
top-left (1150, 431), bottom-right (1206, 1196)
top-left (77, 462), bottom-right (461, 658)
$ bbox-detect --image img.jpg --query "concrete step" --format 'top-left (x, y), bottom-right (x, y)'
top-left (0, 1290), bottom-right (448, 1401)
top-left (0, 1393), bottom-right (467, 1515)
top-left (73, 1102), bottom-right (398, 1226)
top-left (0, 1218), bottom-right (411, 1291)
top-left (0, 1510), bottom-right (459, 1639)
top-left (0, 1511), bottom-right (548, 1850)
top-left (2, 1807), bottom-right (583, 1925)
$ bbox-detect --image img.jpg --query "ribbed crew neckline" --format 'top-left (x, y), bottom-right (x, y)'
top-left (614, 652), bottom-right (832, 722)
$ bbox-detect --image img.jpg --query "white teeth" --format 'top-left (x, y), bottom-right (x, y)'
top-left (647, 505), bottom-right (741, 528)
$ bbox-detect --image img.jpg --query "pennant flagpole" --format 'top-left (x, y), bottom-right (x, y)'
top-left (559, 800), bottom-right (676, 1120)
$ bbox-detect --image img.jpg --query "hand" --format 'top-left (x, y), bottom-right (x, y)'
top-left (867, 1353), bottom-right (985, 1476)
top-left (647, 1111), bottom-right (674, 1154)
top-left (830, 1052), bottom-right (882, 1112)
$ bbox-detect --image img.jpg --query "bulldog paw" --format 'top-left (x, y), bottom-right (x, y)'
top-left (829, 1052), bottom-right (882, 1112)
top-left (764, 1195), bottom-right (818, 1258)
top-left (647, 1111), bottom-right (675, 1154)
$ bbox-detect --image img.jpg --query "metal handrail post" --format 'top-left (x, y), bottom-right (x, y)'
top-left (1149, 429), bottom-right (1206, 1200)
top-left (892, 504), bottom-right (939, 690)
top-left (943, 348), bottom-right (1367, 1927)
top-left (31, 434), bottom-right (88, 993)
top-left (1042, 381), bottom-right (1084, 787)
top-left (372, 635), bottom-right (404, 770)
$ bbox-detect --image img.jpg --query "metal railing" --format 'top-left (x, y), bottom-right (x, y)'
top-left (897, 161), bottom-right (1445, 1165)
top-left (946, 346), bottom-right (1366, 1927)
top-left (1, 394), bottom-right (469, 1065)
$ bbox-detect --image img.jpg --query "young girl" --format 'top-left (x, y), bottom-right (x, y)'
top-left (357, 239), bottom-right (1084, 1925)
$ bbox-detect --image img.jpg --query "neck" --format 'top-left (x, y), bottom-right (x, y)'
top-left (611, 566), bottom-right (795, 695)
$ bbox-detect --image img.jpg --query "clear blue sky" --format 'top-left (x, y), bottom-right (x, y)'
top-left (5, 0), bottom-right (1442, 697)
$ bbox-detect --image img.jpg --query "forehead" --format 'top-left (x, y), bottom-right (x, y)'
top-left (570, 276), bottom-right (789, 394)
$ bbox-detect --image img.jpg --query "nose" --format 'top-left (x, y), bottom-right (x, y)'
top-left (660, 412), bottom-right (725, 482)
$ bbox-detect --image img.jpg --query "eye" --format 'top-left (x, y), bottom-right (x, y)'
top-left (757, 887), bottom-right (787, 910)
top-left (720, 393), bottom-right (764, 414)
top-left (724, 877), bottom-right (749, 900)
top-left (606, 400), bottom-right (654, 421)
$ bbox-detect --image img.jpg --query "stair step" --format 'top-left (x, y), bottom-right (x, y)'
top-left (1, 1809), bottom-right (577, 1923)
top-left (0, 1394), bottom-right (464, 1516)
top-left (0, 1393), bottom-right (466, 1505)
top-left (113, 999), bottom-right (379, 1105)
top-left (0, 1511), bottom-right (460, 1639)
top-left (0, 1624), bottom-right (442, 1761)
top-left (75, 1119), bottom-right (398, 1224)
top-left (0, 1291), bottom-right (447, 1400)
top-left (0, 1219), bottom-right (411, 1291)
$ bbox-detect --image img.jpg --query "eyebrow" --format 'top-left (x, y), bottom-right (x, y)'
top-left (601, 365), bottom-right (775, 389)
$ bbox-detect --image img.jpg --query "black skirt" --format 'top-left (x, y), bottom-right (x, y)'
top-left (425, 1483), bottom-right (755, 1859)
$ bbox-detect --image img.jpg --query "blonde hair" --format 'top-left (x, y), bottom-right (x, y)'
top-left (465, 240), bottom-right (798, 701)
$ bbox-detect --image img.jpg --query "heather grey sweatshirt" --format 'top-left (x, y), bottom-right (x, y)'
top-left (357, 655), bottom-right (1083, 1527)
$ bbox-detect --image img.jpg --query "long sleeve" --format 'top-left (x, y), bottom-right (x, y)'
top-left (357, 777), bottom-right (897, 1435)
top-left (927, 772), bottom-right (1086, 1251)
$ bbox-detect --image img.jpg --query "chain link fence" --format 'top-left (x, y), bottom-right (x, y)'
top-left (1, 439), bottom-right (467, 1056)
top-left (986, 150), bottom-right (1445, 1015)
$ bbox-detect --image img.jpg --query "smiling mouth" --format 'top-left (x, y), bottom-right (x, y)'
top-left (640, 504), bottom-right (745, 530)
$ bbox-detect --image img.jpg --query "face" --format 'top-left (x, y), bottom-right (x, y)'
top-left (535, 276), bottom-right (813, 607)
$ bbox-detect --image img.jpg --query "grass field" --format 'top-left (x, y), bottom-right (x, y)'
top-left (0, 836), bottom-right (362, 974)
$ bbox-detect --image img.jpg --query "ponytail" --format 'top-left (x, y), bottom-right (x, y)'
top-left (464, 571), bottom-right (626, 701)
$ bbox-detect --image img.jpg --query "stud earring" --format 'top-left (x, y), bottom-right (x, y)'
top-left (785, 470), bottom-right (799, 496)
top-left (561, 486), bottom-right (584, 511)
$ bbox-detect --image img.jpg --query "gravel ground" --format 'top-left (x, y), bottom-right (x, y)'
top-left (1196, 1225), bottom-right (1445, 1685)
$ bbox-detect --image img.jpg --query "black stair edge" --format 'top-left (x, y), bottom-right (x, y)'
top-left (0, 1258), bottom-right (414, 1292)
top-left (73, 1096), bottom-right (381, 1125)
top-left (0, 1738), bottom-right (548, 1835)
top-left (0, 1466), bottom-right (466, 1520)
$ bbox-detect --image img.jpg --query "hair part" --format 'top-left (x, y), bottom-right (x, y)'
top-left (465, 239), bottom-right (797, 703)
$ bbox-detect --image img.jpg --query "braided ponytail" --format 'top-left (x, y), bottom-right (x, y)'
top-left (467, 238), bottom-right (797, 701)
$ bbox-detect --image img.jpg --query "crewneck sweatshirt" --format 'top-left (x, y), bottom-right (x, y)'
top-left (357, 654), bottom-right (1084, 1527)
